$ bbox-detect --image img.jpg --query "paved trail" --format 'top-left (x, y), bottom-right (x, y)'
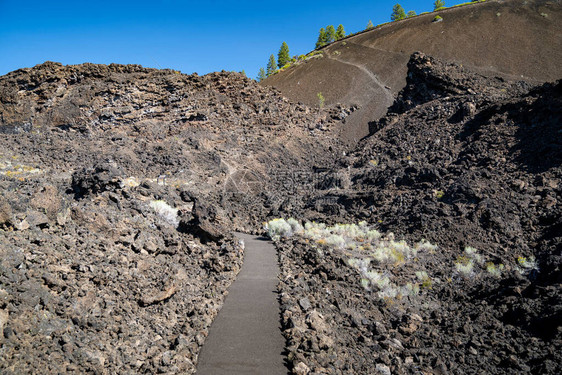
top-left (196, 233), bottom-right (287, 375)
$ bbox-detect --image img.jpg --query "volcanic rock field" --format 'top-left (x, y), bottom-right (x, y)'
top-left (0, 1), bottom-right (561, 374)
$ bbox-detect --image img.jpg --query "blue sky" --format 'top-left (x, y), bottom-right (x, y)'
top-left (1, 1), bottom-right (460, 79)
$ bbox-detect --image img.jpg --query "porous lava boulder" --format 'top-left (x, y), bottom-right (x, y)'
top-left (182, 198), bottom-right (228, 242)
top-left (71, 163), bottom-right (125, 198)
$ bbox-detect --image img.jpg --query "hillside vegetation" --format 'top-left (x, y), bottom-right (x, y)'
top-left (263, 0), bottom-right (562, 142)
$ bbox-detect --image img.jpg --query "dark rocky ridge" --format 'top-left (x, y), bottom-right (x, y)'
top-left (0, 61), bottom-right (348, 374)
top-left (275, 53), bottom-right (561, 374)
top-left (0, 61), bottom-right (350, 230)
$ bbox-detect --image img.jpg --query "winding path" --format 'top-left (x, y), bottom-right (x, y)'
top-left (196, 233), bottom-right (287, 375)
top-left (325, 53), bottom-right (395, 142)
top-left (328, 55), bottom-right (395, 108)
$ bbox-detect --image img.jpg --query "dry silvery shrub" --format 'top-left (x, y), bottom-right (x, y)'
top-left (265, 218), bottom-right (303, 241)
top-left (150, 200), bottom-right (179, 228)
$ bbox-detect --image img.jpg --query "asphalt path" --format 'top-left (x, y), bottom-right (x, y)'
top-left (196, 233), bottom-right (287, 375)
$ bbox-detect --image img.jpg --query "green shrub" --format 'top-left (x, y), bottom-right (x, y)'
top-left (416, 271), bottom-right (433, 289)
top-left (464, 246), bottom-right (483, 264)
top-left (455, 256), bottom-right (474, 276)
top-left (454, 1), bottom-right (484, 6)
top-left (305, 50), bottom-right (323, 60)
top-left (433, 15), bottom-right (443, 22)
top-left (317, 92), bottom-right (325, 109)
top-left (434, 0), bottom-right (445, 10)
top-left (486, 262), bottom-right (504, 277)
top-left (516, 255), bottom-right (538, 275)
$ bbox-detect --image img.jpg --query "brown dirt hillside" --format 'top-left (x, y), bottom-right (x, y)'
top-left (263, 0), bottom-right (562, 142)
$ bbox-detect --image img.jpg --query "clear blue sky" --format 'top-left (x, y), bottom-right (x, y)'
top-left (0, 1), bottom-right (462, 79)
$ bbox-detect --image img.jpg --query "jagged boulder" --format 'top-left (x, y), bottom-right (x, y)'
top-left (181, 198), bottom-right (227, 242)
top-left (0, 199), bottom-right (13, 228)
top-left (71, 162), bottom-right (124, 198)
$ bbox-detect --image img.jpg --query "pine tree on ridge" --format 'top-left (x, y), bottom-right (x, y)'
top-left (325, 25), bottom-right (336, 44)
top-left (391, 4), bottom-right (406, 21)
top-left (316, 28), bottom-right (327, 49)
top-left (434, 0), bottom-right (445, 10)
top-left (277, 42), bottom-right (290, 68)
top-left (335, 24), bottom-right (346, 40)
top-left (266, 54), bottom-right (276, 77)
top-left (257, 67), bottom-right (266, 82)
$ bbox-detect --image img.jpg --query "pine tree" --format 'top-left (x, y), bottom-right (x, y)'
top-left (407, 10), bottom-right (417, 17)
top-left (266, 54), bottom-right (276, 77)
top-left (335, 24), bottom-right (346, 40)
top-left (316, 28), bottom-right (326, 49)
top-left (241, 69), bottom-right (246, 77)
top-left (434, 0), bottom-right (445, 10)
top-left (277, 42), bottom-right (290, 68)
top-left (257, 68), bottom-right (266, 82)
top-left (366, 20), bottom-right (374, 30)
top-left (325, 25), bottom-right (336, 44)
top-left (391, 4), bottom-right (406, 21)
